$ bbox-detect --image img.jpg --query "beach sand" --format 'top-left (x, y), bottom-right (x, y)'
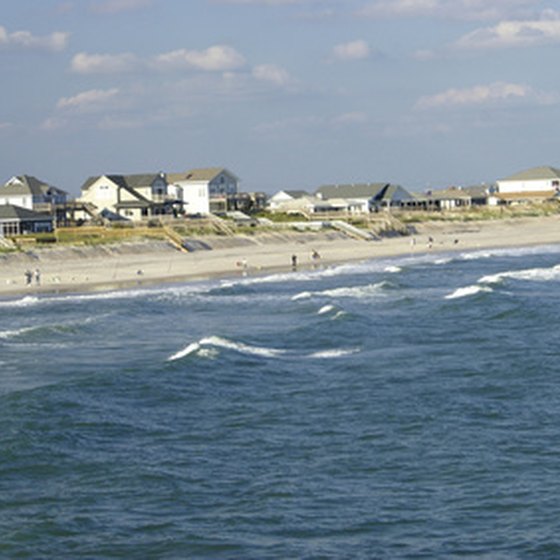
top-left (1, 215), bottom-right (560, 298)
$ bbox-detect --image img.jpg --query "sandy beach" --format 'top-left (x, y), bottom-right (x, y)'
top-left (1, 215), bottom-right (560, 298)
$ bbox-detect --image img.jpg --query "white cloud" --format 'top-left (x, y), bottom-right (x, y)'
top-left (57, 88), bottom-right (120, 111)
top-left (154, 45), bottom-right (246, 71)
top-left (89, 0), bottom-right (153, 14)
top-left (332, 40), bottom-right (370, 60)
top-left (357, 0), bottom-right (545, 22)
top-left (456, 19), bottom-right (560, 49)
top-left (0, 25), bottom-right (69, 52)
top-left (252, 64), bottom-right (291, 86)
top-left (71, 52), bottom-right (139, 73)
top-left (415, 81), bottom-right (556, 109)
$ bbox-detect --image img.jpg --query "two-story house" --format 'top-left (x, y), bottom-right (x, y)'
top-left (78, 173), bottom-right (181, 221)
top-left (168, 168), bottom-right (239, 215)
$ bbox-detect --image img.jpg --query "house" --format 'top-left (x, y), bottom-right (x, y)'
top-left (0, 204), bottom-right (54, 236)
top-left (168, 168), bottom-right (239, 215)
top-left (268, 190), bottom-right (311, 211)
top-left (496, 166), bottom-right (560, 204)
top-left (0, 175), bottom-right (68, 212)
top-left (77, 173), bottom-right (181, 221)
top-left (315, 183), bottom-right (414, 212)
top-left (418, 187), bottom-right (473, 210)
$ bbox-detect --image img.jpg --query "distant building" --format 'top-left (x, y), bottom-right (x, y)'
top-left (0, 175), bottom-right (68, 212)
top-left (0, 204), bottom-right (54, 236)
top-left (268, 190), bottom-right (311, 211)
top-left (496, 166), bottom-right (560, 204)
top-left (77, 173), bottom-right (181, 221)
top-left (168, 168), bottom-right (239, 215)
top-left (315, 183), bottom-right (414, 212)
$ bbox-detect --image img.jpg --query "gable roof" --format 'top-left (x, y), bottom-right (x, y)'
top-left (80, 174), bottom-right (156, 203)
top-left (183, 167), bottom-right (238, 182)
top-left (0, 204), bottom-right (53, 221)
top-left (2, 175), bottom-right (67, 197)
top-left (316, 182), bottom-right (400, 200)
top-left (500, 166), bottom-right (560, 182)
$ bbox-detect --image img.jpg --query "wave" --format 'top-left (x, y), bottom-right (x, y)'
top-left (308, 348), bottom-right (360, 359)
top-left (0, 295), bottom-right (40, 308)
top-left (167, 335), bottom-right (360, 362)
top-left (384, 265), bottom-right (402, 273)
top-left (445, 285), bottom-right (494, 300)
top-left (479, 264), bottom-right (560, 285)
top-left (318, 304), bottom-right (336, 315)
top-left (167, 335), bottom-right (287, 361)
top-left (293, 281), bottom-right (396, 302)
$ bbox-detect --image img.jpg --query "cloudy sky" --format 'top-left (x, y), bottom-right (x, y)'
top-left (2, 0), bottom-right (560, 195)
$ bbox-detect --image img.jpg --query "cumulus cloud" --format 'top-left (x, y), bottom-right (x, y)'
top-left (0, 25), bottom-right (69, 51)
top-left (456, 19), bottom-right (560, 49)
top-left (357, 0), bottom-right (545, 22)
top-left (252, 64), bottom-right (291, 86)
top-left (153, 45), bottom-right (246, 71)
top-left (89, 0), bottom-right (153, 14)
top-left (71, 52), bottom-right (139, 73)
top-left (57, 88), bottom-right (120, 111)
top-left (415, 81), bottom-right (556, 109)
top-left (332, 40), bottom-right (370, 60)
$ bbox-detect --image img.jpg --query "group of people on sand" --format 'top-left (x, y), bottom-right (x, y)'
top-left (24, 268), bottom-right (41, 286)
top-left (291, 249), bottom-right (321, 270)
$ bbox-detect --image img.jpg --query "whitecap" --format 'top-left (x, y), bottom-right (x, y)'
top-left (445, 285), bottom-right (493, 300)
top-left (308, 348), bottom-right (360, 359)
top-left (167, 335), bottom-right (286, 361)
top-left (292, 291), bottom-right (312, 301)
top-left (318, 304), bottom-right (335, 315)
top-left (0, 296), bottom-right (40, 308)
top-left (384, 265), bottom-right (402, 273)
top-left (479, 264), bottom-right (560, 285)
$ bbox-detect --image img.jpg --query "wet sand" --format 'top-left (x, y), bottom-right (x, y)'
top-left (1, 216), bottom-right (560, 298)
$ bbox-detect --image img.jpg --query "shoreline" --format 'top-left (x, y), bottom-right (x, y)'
top-left (2, 215), bottom-right (560, 299)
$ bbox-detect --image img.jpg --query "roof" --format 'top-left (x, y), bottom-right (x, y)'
top-left (315, 183), bottom-right (390, 199)
top-left (1, 175), bottom-right (67, 197)
top-left (183, 167), bottom-right (238, 182)
top-left (422, 187), bottom-right (472, 201)
top-left (80, 174), bottom-right (155, 203)
top-left (0, 204), bottom-right (53, 221)
top-left (499, 166), bottom-right (560, 182)
top-left (283, 190), bottom-right (309, 198)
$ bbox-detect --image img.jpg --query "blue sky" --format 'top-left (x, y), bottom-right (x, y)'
top-left (2, 0), bottom-right (560, 195)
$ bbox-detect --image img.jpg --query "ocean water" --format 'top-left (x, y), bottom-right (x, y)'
top-left (3, 245), bottom-right (560, 558)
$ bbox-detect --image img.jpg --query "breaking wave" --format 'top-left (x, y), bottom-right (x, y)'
top-left (445, 285), bottom-right (494, 300)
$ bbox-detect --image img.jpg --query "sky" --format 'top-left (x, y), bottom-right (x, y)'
top-left (2, 0), bottom-right (560, 196)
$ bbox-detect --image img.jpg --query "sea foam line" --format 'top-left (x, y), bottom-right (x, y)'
top-left (445, 285), bottom-right (493, 300)
top-left (479, 264), bottom-right (560, 285)
top-left (167, 336), bottom-right (360, 362)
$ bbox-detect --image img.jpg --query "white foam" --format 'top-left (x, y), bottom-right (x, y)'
top-left (445, 285), bottom-right (493, 300)
top-left (0, 296), bottom-right (40, 308)
top-left (479, 264), bottom-right (560, 285)
top-left (292, 291), bottom-right (312, 301)
top-left (318, 304), bottom-right (335, 315)
top-left (167, 335), bottom-right (287, 361)
top-left (308, 348), bottom-right (360, 358)
top-left (384, 265), bottom-right (402, 273)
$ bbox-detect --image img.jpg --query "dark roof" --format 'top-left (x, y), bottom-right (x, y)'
top-left (315, 183), bottom-right (390, 199)
top-left (0, 204), bottom-right (53, 221)
top-left (283, 190), bottom-right (310, 198)
top-left (80, 174), bottom-right (156, 203)
top-left (1, 175), bottom-right (67, 197)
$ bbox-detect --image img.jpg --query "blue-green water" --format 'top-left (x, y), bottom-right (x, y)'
top-left (3, 245), bottom-right (560, 558)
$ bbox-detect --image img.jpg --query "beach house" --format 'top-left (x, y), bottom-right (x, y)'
top-left (167, 168), bottom-right (239, 215)
top-left (0, 175), bottom-right (68, 212)
top-left (496, 166), bottom-right (560, 204)
top-left (0, 204), bottom-right (54, 236)
top-left (315, 183), bottom-right (414, 213)
top-left (77, 173), bottom-right (182, 221)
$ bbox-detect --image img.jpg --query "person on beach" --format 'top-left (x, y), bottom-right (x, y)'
top-left (35, 268), bottom-right (41, 286)
top-left (291, 254), bottom-right (297, 269)
top-left (311, 250), bottom-right (320, 268)
top-left (25, 270), bottom-right (33, 286)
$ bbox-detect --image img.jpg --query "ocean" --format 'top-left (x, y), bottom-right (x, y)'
top-left (2, 244), bottom-right (560, 559)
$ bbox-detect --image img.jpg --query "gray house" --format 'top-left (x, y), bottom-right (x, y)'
top-left (0, 205), bottom-right (54, 236)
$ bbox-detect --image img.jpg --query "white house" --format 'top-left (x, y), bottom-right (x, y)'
top-left (268, 190), bottom-right (311, 211)
top-left (0, 175), bottom-right (68, 211)
top-left (168, 168), bottom-right (239, 215)
top-left (497, 166), bottom-right (560, 197)
top-left (78, 173), bottom-right (180, 221)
